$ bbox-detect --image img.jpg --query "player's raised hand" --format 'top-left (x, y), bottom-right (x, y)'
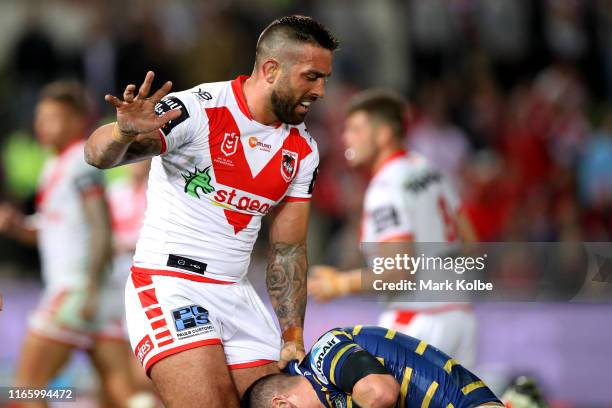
top-left (105, 71), bottom-right (182, 136)
top-left (308, 265), bottom-right (350, 302)
top-left (0, 204), bottom-right (24, 236)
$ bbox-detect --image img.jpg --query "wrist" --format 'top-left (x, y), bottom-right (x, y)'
top-left (112, 122), bottom-right (137, 144)
top-left (282, 327), bottom-right (304, 345)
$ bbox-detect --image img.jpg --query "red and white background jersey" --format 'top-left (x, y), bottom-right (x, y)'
top-left (361, 150), bottom-right (460, 244)
top-left (133, 76), bottom-right (319, 282)
top-left (35, 140), bottom-right (108, 289)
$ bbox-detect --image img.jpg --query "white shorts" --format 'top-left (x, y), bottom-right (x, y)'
top-left (378, 305), bottom-right (477, 368)
top-left (125, 267), bottom-right (281, 375)
top-left (29, 284), bottom-right (126, 349)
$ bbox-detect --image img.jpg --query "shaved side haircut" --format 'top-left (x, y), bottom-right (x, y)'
top-left (255, 15), bottom-right (339, 67)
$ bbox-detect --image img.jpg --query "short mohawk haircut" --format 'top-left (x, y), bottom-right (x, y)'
top-left (256, 15), bottom-right (339, 64)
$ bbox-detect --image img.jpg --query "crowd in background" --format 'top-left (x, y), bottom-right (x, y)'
top-left (1, 0), bottom-right (612, 275)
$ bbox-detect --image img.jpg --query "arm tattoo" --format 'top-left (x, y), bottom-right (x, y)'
top-left (266, 241), bottom-right (308, 331)
top-left (124, 135), bottom-right (162, 162)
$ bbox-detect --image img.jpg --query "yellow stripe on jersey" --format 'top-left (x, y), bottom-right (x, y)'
top-left (330, 343), bottom-right (359, 385)
top-left (443, 359), bottom-right (457, 374)
top-left (461, 381), bottom-right (486, 395)
top-left (447, 404), bottom-right (454, 408)
top-left (347, 395), bottom-right (353, 408)
top-left (332, 330), bottom-right (352, 340)
top-left (415, 340), bottom-right (428, 355)
top-left (352, 325), bottom-right (363, 336)
top-left (376, 357), bottom-right (385, 366)
top-left (325, 392), bottom-right (332, 407)
top-left (421, 381), bottom-right (439, 408)
top-left (399, 366), bottom-right (413, 408)
top-left (384, 329), bottom-right (396, 340)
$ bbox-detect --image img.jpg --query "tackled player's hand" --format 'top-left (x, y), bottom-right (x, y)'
top-left (308, 265), bottom-right (349, 302)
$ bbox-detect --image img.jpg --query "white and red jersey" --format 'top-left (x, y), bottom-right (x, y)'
top-left (133, 76), bottom-right (319, 282)
top-left (361, 150), bottom-right (460, 243)
top-left (35, 140), bottom-right (108, 289)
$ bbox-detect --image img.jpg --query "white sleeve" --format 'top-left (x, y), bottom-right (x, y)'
top-left (440, 177), bottom-right (462, 215)
top-left (366, 185), bottom-right (415, 242)
top-left (284, 138), bottom-right (319, 202)
top-left (154, 91), bottom-right (201, 154)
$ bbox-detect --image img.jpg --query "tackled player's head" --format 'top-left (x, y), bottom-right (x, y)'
top-left (35, 81), bottom-right (90, 150)
top-left (242, 373), bottom-right (320, 408)
top-left (255, 15), bottom-right (338, 125)
top-left (343, 89), bottom-right (407, 168)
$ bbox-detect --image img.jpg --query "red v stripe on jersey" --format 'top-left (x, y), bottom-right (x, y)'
top-left (205, 106), bottom-right (312, 234)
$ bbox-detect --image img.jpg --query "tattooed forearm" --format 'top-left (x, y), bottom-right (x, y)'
top-left (85, 123), bottom-right (161, 169)
top-left (266, 241), bottom-right (308, 331)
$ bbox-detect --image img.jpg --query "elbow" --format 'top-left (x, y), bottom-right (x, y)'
top-left (84, 143), bottom-right (109, 169)
top-left (353, 375), bottom-right (400, 408)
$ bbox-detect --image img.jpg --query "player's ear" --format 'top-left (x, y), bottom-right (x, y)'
top-left (262, 59), bottom-right (281, 84)
top-left (271, 394), bottom-right (291, 407)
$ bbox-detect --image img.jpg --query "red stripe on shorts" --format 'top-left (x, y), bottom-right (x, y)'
top-left (131, 271), bottom-right (174, 348)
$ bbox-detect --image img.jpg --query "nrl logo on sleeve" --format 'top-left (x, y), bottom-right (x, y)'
top-left (222, 132), bottom-right (239, 156)
top-left (310, 332), bottom-right (340, 385)
top-left (281, 149), bottom-right (298, 182)
top-left (181, 166), bottom-right (215, 199)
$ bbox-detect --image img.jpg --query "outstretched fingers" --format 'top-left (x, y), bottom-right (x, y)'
top-left (150, 81), bottom-right (173, 104)
top-left (137, 71), bottom-right (155, 99)
top-left (154, 108), bottom-right (182, 128)
top-left (104, 94), bottom-right (125, 109)
top-left (123, 84), bottom-right (137, 102)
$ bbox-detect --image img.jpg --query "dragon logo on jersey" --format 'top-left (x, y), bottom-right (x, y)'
top-left (182, 166), bottom-right (215, 199)
top-left (221, 132), bottom-right (239, 156)
top-left (281, 149), bottom-right (298, 182)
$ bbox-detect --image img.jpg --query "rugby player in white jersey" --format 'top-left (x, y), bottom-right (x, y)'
top-left (0, 82), bottom-right (148, 408)
top-left (308, 90), bottom-right (479, 367)
top-left (85, 15), bottom-right (337, 408)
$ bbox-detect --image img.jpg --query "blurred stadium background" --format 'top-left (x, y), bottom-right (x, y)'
top-left (0, 0), bottom-right (612, 406)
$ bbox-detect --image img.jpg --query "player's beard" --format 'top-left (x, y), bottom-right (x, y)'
top-left (271, 82), bottom-right (306, 125)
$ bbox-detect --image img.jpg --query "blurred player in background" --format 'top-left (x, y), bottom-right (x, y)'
top-left (85, 15), bottom-right (336, 408)
top-left (244, 325), bottom-right (502, 408)
top-left (107, 160), bottom-right (159, 396)
top-left (0, 82), bottom-right (150, 407)
top-left (309, 90), bottom-right (479, 367)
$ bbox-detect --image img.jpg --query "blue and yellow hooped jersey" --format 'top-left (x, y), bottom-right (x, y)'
top-left (286, 326), bottom-right (501, 408)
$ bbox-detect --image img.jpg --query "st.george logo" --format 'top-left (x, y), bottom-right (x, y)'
top-left (221, 132), bottom-right (239, 156)
top-left (281, 149), bottom-right (298, 182)
top-left (182, 166), bottom-right (215, 199)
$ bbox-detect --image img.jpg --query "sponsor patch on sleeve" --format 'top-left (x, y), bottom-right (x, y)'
top-left (155, 96), bottom-right (190, 137)
top-left (371, 205), bottom-right (400, 233)
top-left (309, 331), bottom-right (340, 385)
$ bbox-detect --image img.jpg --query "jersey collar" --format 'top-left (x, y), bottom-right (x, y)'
top-left (231, 75), bottom-right (282, 129)
top-left (371, 149), bottom-right (407, 179)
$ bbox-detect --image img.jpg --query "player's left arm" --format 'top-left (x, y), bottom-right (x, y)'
top-left (79, 173), bottom-right (113, 320)
top-left (267, 200), bottom-right (310, 369)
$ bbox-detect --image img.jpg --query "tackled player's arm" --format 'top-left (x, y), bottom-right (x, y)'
top-left (267, 200), bottom-right (310, 367)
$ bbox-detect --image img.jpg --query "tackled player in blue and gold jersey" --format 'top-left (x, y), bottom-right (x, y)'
top-left (242, 326), bottom-right (502, 408)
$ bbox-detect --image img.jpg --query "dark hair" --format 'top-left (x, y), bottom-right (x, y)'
top-left (347, 89), bottom-right (408, 139)
top-left (241, 373), bottom-right (298, 408)
top-left (256, 15), bottom-right (338, 64)
top-left (39, 80), bottom-right (90, 116)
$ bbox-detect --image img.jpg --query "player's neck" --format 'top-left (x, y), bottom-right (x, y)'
top-left (242, 76), bottom-right (279, 126)
top-left (371, 146), bottom-right (406, 177)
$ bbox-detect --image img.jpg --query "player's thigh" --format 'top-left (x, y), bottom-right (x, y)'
top-left (15, 332), bottom-right (73, 387)
top-left (150, 344), bottom-right (239, 408)
top-left (230, 362), bottom-right (280, 397)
